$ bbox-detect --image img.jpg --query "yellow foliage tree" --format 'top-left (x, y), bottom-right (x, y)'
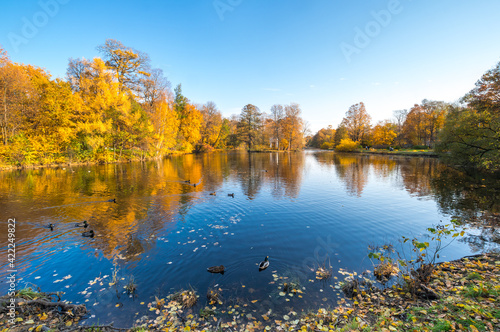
top-left (178, 104), bottom-right (202, 152)
top-left (75, 58), bottom-right (131, 160)
top-left (150, 99), bottom-right (179, 155)
top-left (371, 121), bottom-right (397, 146)
top-left (335, 138), bottom-right (360, 152)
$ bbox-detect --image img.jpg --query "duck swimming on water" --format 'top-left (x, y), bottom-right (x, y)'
top-left (207, 265), bottom-right (225, 274)
top-left (259, 256), bottom-right (269, 271)
top-left (75, 220), bottom-right (88, 228)
top-left (82, 230), bottom-right (94, 238)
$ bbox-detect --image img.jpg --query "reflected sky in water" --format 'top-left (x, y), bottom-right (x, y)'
top-left (0, 151), bottom-right (497, 327)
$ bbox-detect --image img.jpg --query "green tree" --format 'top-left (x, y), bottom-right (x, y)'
top-left (174, 84), bottom-right (188, 114)
top-left (437, 61), bottom-right (500, 173)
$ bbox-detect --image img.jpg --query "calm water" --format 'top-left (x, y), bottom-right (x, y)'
top-left (0, 151), bottom-right (498, 327)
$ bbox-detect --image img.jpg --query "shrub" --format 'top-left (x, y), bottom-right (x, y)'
top-left (320, 142), bottom-right (334, 150)
top-left (335, 138), bottom-right (360, 152)
top-left (412, 145), bottom-right (430, 150)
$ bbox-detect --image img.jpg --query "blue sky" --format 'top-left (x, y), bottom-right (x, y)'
top-left (1, 0), bottom-right (500, 132)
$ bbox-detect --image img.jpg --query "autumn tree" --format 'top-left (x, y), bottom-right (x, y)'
top-left (0, 60), bottom-right (34, 145)
top-left (148, 97), bottom-right (179, 155)
top-left (141, 68), bottom-right (172, 113)
top-left (403, 100), bottom-right (447, 147)
top-left (173, 84), bottom-right (202, 152)
top-left (178, 104), bottom-right (203, 152)
top-left (270, 104), bottom-right (284, 150)
top-left (224, 114), bottom-right (240, 148)
top-left (371, 120), bottom-right (397, 146)
top-left (282, 103), bottom-right (304, 151)
top-left (342, 102), bottom-right (371, 144)
top-left (66, 58), bottom-right (92, 92)
top-left (393, 109), bottom-right (408, 146)
top-left (73, 58), bottom-right (135, 160)
top-left (0, 47), bottom-right (9, 65)
top-left (437, 61), bottom-right (500, 173)
top-left (309, 126), bottom-right (335, 148)
top-left (199, 101), bottom-right (223, 149)
top-left (97, 39), bottom-right (151, 94)
top-left (23, 67), bottom-right (77, 162)
top-left (237, 104), bottom-right (262, 150)
top-left (333, 124), bottom-right (349, 147)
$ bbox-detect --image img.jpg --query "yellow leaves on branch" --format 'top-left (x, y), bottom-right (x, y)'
top-left (335, 138), bottom-right (360, 152)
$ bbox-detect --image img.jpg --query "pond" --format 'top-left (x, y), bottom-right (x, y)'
top-left (0, 151), bottom-right (499, 328)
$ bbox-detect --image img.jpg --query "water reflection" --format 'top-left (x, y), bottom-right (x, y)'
top-left (0, 151), bottom-right (498, 327)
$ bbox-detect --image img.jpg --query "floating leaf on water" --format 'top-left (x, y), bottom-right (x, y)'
top-left (279, 292), bottom-right (286, 296)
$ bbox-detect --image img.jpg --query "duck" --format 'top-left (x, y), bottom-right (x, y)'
top-left (207, 265), bottom-right (225, 274)
top-left (228, 193), bottom-right (234, 198)
top-left (82, 230), bottom-right (94, 238)
top-left (75, 220), bottom-right (89, 228)
top-left (46, 223), bottom-right (55, 231)
top-left (107, 198), bottom-right (116, 203)
top-left (184, 179), bottom-right (191, 183)
top-left (209, 192), bottom-right (216, 196)
top-left (259, 256), bottom-right (269, 271)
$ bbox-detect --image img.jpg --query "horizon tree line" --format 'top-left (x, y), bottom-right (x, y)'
top-left (0, 40), bottom-right (307, 167)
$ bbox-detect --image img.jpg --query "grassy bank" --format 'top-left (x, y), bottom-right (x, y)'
top-left (2, 253), bottom-right (498, 331)
top-left (355, 148), bottom-right (439, 157)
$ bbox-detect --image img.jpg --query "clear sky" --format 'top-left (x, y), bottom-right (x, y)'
top-left (1, 0), bottom-right (500, 132)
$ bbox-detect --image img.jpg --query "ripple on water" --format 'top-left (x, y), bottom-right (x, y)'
top-left (0, 152), bottom-right (490, 327)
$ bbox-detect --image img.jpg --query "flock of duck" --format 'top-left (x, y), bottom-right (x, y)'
top-left (44, 198), bottom-right (116, 237)
top-left (43, 183), bottom-right (268, 272)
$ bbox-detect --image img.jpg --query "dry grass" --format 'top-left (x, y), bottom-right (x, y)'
top-left (316, 266), bottom-right (333, 280)
top-left (170, 289), bottom-right (198, 308)
top-left (374, 261), bottom-right (399, 282)
top-left (315, 259), bottom-right (333, 280)
top-left (125, 276), bottom-right (137, 294)
top-left (206, 287), bottom-right (223, 305)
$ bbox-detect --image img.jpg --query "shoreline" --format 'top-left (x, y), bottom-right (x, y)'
top-left (0, 149), bottom-right (439, 172)
top-left (2, 252), bottom-right (498, 331)
top-left (0, 152), bottom-right (188, 172)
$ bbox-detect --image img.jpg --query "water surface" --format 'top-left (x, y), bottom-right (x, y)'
top-left (0, 151), bottom-right (498, 327)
